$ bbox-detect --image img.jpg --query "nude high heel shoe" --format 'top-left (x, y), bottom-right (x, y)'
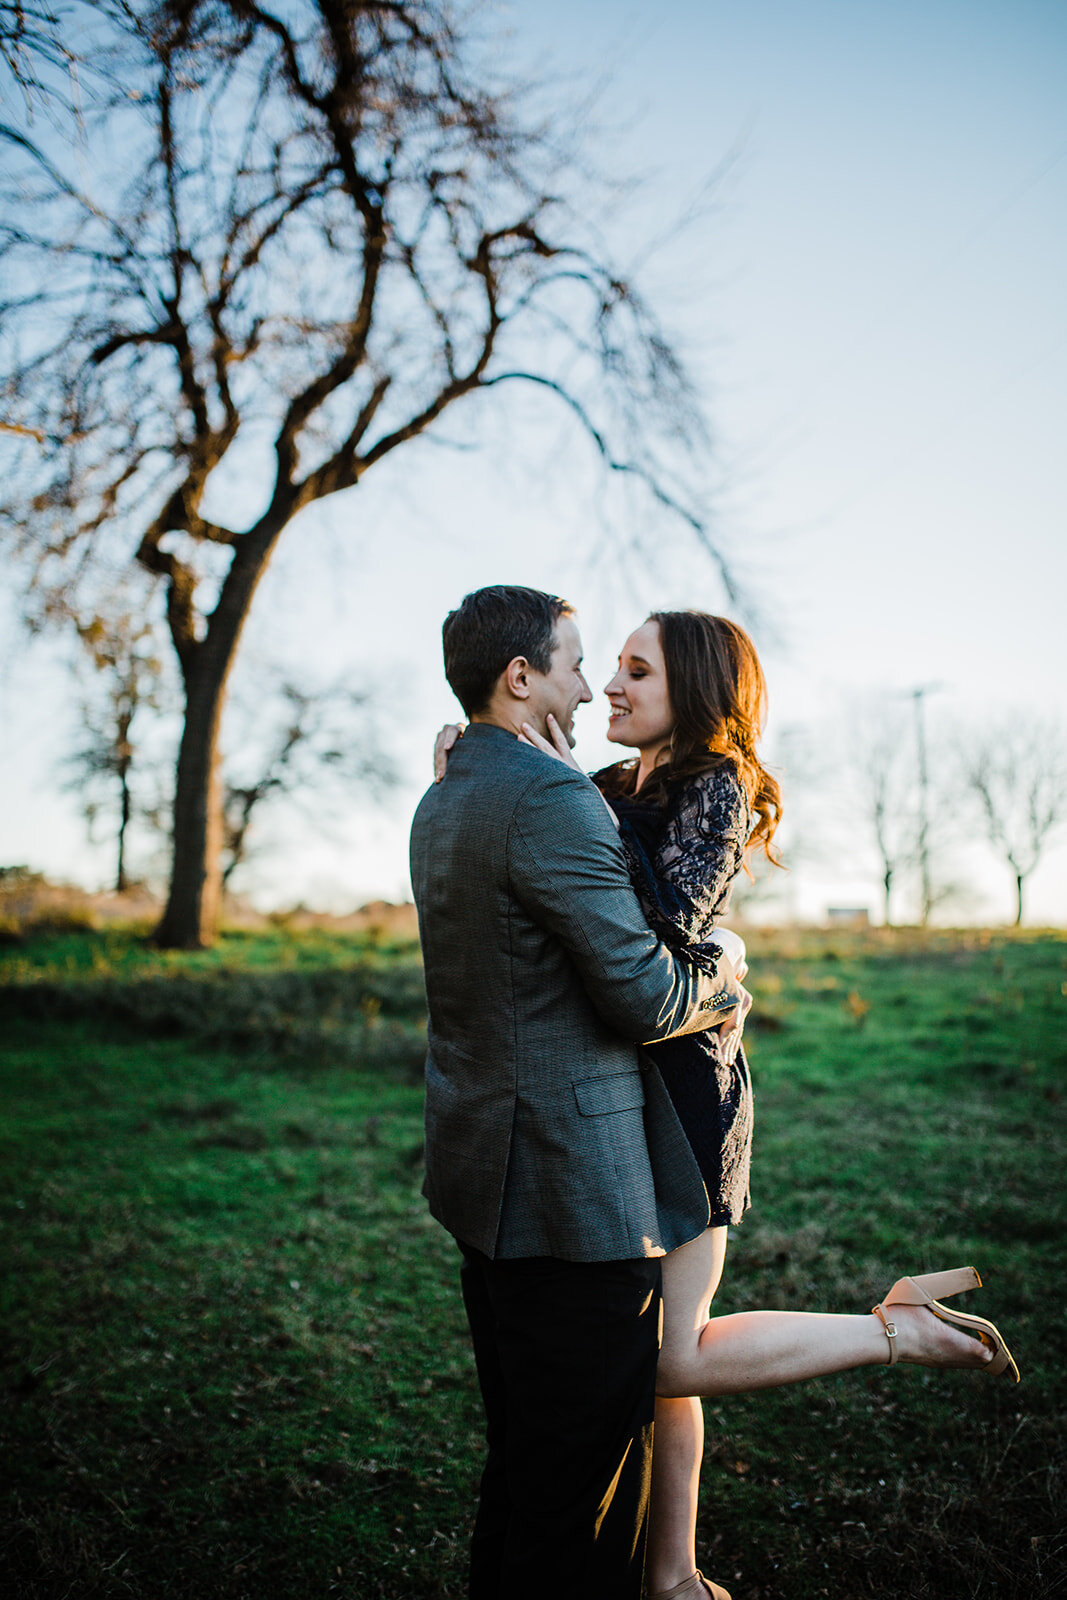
top-left (872, 1266), bottom-right (1020, 1382)
top-left (650, 1573), bottom-right (731, 1600)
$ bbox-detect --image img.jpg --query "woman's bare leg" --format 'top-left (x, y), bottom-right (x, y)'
top-left (647, 1397), bottom-right (704, 1594)
top-left (646, 1226), bottom-right (997, 1593)
top-left (647, 1230), bottom-right (727, 1594)
top-left (657, 1228), bottom-right (996, 1402)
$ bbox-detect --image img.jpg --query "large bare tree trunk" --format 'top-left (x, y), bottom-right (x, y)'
top-left (115, 707), bottom-right (133, 894)
top-left (154, 668), bottom-right (227, 946)
top-left (153, 523), bottom-right (284, 947)
top-left (116, 770), bottom-right (131, 893)
top-left (1015, 873), bottom-right (1024, 927)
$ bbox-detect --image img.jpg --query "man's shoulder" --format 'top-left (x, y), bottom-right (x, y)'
top-left (507, 758), bottom-right (619, 858)
top-left (412, 730), bottom-right (593, 834)
top-left (443, 727), bottom-right (593, 798)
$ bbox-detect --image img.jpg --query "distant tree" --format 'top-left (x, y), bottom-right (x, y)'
top-left (1, 0), bottom-right (727, 947)
top-left (61, 640), bottom-right (396, 897)
top-left (812, 704), bottom-right (916, 925)
top-left (60, 604), bottom-right (167, 892)
top-left (907, 685), bottom-right (945, 925)
top-left (220, 676), bottom-right (398, 889)
top-left (832, 696), bottom-right (978, 925)
top-left (960, 719), bottom-right (1067, 925)
top-left (852, 720), bottom-right (914, 926)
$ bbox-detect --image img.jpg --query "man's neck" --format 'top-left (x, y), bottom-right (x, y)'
top-left (471, 708), bottom-right (529, 740)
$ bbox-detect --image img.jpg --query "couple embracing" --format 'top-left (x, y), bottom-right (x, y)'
top-left (409, 585), bottom-right (1017, 1600)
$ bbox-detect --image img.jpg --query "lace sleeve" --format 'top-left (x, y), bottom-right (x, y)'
top-left (654, 767), bottom-right (750, 940)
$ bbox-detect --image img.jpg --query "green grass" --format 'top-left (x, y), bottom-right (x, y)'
top-left (1, 926), bottom-right (1065, 1598)
top-left (0, 925), bottom-right (428, 1071)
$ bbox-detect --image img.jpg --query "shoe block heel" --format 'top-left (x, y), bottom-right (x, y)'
top-left (908, 1266), bottom-right (982, 1300)
top-left (884, 1267), bottom-right (981, 1305)
top-left (873, 1265), bottom-right (1020, 1383)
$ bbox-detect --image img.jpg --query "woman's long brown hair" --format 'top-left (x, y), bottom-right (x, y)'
top-left (597, 611), bottom-right (783, 863)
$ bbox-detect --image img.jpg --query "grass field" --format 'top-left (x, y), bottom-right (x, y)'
top-left (1, 924), bottom-right (1064, 1599)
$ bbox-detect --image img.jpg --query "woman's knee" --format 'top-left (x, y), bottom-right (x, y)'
top-left (654, 1348), bottom-right (694, 1398)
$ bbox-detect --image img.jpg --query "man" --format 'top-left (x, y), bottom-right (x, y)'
top-left (409, 585), bottom-right (743, 1600)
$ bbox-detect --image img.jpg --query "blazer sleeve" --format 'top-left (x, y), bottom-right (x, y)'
top-left (507, 761), bottom-right (734, 1043)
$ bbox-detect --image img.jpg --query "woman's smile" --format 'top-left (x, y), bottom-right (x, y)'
top-left (604, 619), bottom-right (674, 761)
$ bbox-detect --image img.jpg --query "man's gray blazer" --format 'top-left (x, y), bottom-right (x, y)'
top-left (410, 720), bottom-right (726, 1263)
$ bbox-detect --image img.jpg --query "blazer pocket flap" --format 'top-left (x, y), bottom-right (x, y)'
top-left (573, 1073), bottom-right (646, 1117)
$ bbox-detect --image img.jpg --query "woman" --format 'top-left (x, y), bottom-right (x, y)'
top-left (435, 610), bottom-right (1018, 1600)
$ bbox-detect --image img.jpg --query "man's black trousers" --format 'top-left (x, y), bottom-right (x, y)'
top-left (458, 1243), bottom-right (662, 1600)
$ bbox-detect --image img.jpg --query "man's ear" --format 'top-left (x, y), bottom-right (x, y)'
top-left (503, 656), bottom-right (532, 701)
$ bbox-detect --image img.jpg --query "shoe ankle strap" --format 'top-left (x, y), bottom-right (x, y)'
top-left (872, 1303), bottom-right (899, 1364)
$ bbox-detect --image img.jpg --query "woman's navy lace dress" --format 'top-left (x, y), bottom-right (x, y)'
top-left (609, 764), bottom-right (753, 1227)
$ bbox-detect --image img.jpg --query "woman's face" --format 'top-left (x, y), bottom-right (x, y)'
top-left (604, 620), bottom-right (675, 753)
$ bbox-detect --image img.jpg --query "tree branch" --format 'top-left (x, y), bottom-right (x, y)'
top-left (478, 371), bottom-right (735, 598)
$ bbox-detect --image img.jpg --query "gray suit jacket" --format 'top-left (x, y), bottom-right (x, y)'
top-left (410, 721), bottom-right (725, 1262)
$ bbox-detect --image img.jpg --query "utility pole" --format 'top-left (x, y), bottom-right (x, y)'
top-left (910, 685), bottom-right (941, 924)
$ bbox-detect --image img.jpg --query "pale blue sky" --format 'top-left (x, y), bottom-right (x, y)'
top-left (3, 0), bottom-right (1065, 921)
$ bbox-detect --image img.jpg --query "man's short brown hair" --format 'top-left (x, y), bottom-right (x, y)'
top-left (442, 585), bottom-right (574, 716)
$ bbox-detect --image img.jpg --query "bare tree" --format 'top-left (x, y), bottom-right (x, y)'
top-left (908, 684), bottom-right (944, 925)
top-left (960, 719), bottom-right (1067, 925)
top-left (62, 644), bottom-right (396, 896)
top-left (852, 722), bottom-right (914, 926)
top-left (1, 0), bottom-right (726, 946)
top-left (60, 603), bottom-right (167, 892)
top-left (811, 704), bottom-right (917, 925)
top-left (220, 676), bottom-right (397, 888)
top-left (832, 696), bottom-right (978, 925)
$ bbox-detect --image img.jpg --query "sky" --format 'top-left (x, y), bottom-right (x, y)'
top-left (2, 0), bottom-right (1065, 923)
